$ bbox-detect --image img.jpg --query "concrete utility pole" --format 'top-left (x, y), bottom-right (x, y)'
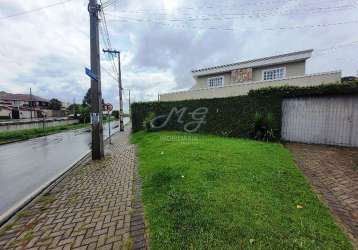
top-left (123, 88), bottom-right (131, 115)
top-left (88, 0), bottom-right (104, 160)
top-left (103, 49), bottom-right (124, 131)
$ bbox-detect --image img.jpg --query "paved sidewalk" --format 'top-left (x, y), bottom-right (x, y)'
top-left (287, 143), bottom-right (358, 249)
top-left (0, 128), bottom-right (148, 250)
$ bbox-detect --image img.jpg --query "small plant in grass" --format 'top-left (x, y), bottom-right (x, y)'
top-left (353, 159), bottom-right (358, 171)
top-left (21, 230), bottom-right (34, 241)
top-left (142, 112), bottom-right (156, 132)
top-left (251, 112), bottom-right (276, 141)
top-left (16, 210), bottom-right (31, 218)
top-left (39, 194), bottom-right (56, 205)
top-left (67, 193), bottom-right (79, 206)
top-left (0, 223), bottom-right (14, 237)
top-left (142, 112), bottom-right (168, 132)
top-left (124, 237), bottom-right (133, 250)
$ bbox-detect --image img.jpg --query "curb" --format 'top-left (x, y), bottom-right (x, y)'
top-left (0, 131), bottom-right (119, 227)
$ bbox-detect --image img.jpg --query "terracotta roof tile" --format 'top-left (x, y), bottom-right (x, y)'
top-left (0, 91), bottom-right (49, 102)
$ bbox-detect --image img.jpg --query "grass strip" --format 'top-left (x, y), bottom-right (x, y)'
top-left (0, 122), bottom-right (89, 144)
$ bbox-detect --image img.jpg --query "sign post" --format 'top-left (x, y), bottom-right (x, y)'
top-left (104, 103), bottom-right (113, 144)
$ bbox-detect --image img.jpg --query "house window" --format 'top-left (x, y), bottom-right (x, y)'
top-left (207, 76), bottom-right (224, 88)
top-left (263, 67), bottom-right (286, 81)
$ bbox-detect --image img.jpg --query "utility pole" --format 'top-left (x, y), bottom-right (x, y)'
top-left (88, 0), bottom-right (104, 160)
top-left (103, 49), bottom-right (124, 131)
top-left (123, 88), bottom-right (131, 115)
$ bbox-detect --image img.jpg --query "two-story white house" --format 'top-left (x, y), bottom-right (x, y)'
top-left (0, 91), bottom-right (50, 119)
top-left (160, 49), bottom-right (341, 101)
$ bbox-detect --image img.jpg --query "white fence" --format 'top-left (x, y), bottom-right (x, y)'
top-left (282, 96), bottom-right (358, 147)
top-left (0, 118), bottom-right (78, 132)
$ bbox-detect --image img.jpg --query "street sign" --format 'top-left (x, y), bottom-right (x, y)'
top-left (85, 67), bottom-right (98, 81)
top-left (104, 103), bottom-right (113, 112)
top-left (90, 113), bottom-right (99, 124)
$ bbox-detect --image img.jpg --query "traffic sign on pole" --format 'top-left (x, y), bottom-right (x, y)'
top-left (85, 67), bottom-right (98, 81)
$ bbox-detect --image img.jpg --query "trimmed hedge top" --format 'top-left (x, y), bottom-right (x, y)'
top-left (249, 80), bottom-right (358, 98)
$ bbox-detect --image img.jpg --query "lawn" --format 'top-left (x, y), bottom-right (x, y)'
top-left (131, 131), bottom-right (354, 250)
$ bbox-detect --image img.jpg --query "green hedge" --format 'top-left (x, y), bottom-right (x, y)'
top-left (248, 80), bottom-right (358, 98)
top-left (131, 95), bottom-right (282, 138)
top-left (131, 81), bottom-right (358, 139)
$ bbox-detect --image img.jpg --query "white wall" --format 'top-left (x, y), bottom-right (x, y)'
top-left (0, 109), bottom-right (11, 117)
top-left (160, 71), bottom-right (341, 102)
top-left (0, 119), bottom-right (78, 132)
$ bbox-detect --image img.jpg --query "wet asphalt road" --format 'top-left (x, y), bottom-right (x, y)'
top-left (0, 120), bottom-right (128, 216)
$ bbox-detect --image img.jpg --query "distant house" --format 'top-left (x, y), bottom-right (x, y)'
top-left (160, 49), bottom-right (341, 101)
top-left (0, 91), bottom-right (51, 119)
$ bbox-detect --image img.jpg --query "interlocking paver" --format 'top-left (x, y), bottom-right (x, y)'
top-left (287, 143), bottom-right (358, 248)
top-left (0, 127), bottom-right (148, 249)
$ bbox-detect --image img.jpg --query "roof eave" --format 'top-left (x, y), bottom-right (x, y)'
top-left (192, 49), bottom-right (313, 77)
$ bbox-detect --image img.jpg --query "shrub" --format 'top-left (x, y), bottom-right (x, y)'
top-left (251, 112), bottom-right (276, 141)
top-left (112, 110), bottom-right (119, 119)
top-left (142, 112), bottom-right (156, 132)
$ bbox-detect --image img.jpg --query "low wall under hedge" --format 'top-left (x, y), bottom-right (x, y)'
top-left (131, 81), bottom-right (358, 139)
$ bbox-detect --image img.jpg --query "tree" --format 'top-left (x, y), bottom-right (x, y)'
top-left (82, 88), bottom-right (105, 107)
top-left (112, 110), bottom-right (119, 119)
top-left (83, 88), bottom-right (91, 106)
top-left (79, 104), bottom-right (90, 123)
top-left (48, 98), bottom-right (62, 110)
top-left (67, 104), bottom-right (80, 117)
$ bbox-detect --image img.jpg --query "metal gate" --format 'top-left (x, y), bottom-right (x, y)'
top-left (282, 96), bottom-right (358, 147)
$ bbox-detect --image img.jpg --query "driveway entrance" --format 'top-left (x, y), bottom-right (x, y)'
top-left (287, 143), bottom-right (358, 248)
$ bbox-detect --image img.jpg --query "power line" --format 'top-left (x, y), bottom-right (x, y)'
top-left (108, 0), bottom-right (356, 14)
top-left (101, 0), bottom-right (118, 9)
top-left (108, 8), bottom-right (356, 23)
top-left (314, 40), bottom-right (358, 55)
top-left (0, 0), bottom-right (77, 21)
top-left (99, 22), bottom-right (118, 77)
top-left (109, 18), bottom-right (358, 32)
top-left (99, 0), bottom-right (118, 77)
top-left (0, 0), bottom-right (353, 21)
top-left (101, 65), bottom-right (118, 82)
top-left (106, 4), bottom-right (357, 22)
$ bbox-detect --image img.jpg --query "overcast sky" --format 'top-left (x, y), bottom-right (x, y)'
top-left (0, 0), bottom-right (357, 111)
